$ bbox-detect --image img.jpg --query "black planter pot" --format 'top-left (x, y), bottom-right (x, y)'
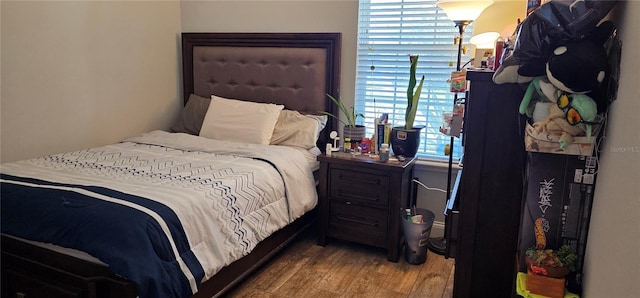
top-left (390, 126), bottom-right (423, 157)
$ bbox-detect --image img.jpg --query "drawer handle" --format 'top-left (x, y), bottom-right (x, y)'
top-left (339, 176), bottom-right (382, 185)
top-left (338, 173), bottom-right (382, 185)
top-left (336, 213), bottom-right (379, 227)
top-left (339, 192), bottom-right (380, 202)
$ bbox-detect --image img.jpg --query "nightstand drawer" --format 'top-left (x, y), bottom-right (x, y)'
top-left (328, 201), bottom-right (387, 247)
top-left (329, 169), bottom-right (389, 206)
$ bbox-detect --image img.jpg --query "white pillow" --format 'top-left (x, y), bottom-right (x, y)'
top-left (199, 95), bottom-right (284, 144)
top-left (270, 110), bottom-right (327, 149)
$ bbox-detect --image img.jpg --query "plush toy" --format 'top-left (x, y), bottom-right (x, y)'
top-left (545, 21), bottom-right (613, 112)
top-left (519, 76), bottom-right (555, 117)
top-left (532, 92), bottom-right (599, 150)
top-left (546, 34), bottom-right (608, 94)
top-left (520, 75), bottom-right (600, 150)
top-left (509, 0), bottom-right (616, 79)
top-left (492, 55), bottom-right (534, 85)
top-left (493, 0), bottom-right (616, 103)
top-left (518, 75), bottom-right (571, 120)
top-left (533, 104), bottom-right (586, 150)
top-left (496, 2), bottom-right (615, 151)
top-left (513, 19), bottom-right (611, 151)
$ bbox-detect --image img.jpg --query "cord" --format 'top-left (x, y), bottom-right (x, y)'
top-left (412, 179), bottom-right (447, 194)
top-left (460, 59), bottom-right (474, 69)
top-left (591, 112), bottom-right (608, 176)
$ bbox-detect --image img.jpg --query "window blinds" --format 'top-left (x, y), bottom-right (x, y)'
top-left (355, 0), bottom-right (474, 160)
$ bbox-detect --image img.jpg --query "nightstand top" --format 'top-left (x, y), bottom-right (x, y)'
top-left (317, 152), bottom-right (416, 169)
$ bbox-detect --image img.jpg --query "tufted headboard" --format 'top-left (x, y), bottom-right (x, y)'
top-left (181, 33), bottom-right (341, 146)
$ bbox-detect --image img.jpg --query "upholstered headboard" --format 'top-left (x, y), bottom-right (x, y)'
top-left (181, 33), bottom-right (341, 145)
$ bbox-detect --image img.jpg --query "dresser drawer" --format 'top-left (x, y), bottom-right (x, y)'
top-left (4, 270), bottom-right (83, 298)
top-left (329, 169), bottom-right (389, 207)
top-left (328, 201), bottom-right (387, 247)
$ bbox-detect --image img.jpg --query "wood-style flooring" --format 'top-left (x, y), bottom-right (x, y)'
top-left (227, 231), bottom-right (455, 298)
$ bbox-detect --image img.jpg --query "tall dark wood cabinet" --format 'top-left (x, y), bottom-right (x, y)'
top-left (452, 70), bottom-right (527, 297)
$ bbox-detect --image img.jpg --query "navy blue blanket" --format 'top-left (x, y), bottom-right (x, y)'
top-left (1, 174), bottom-right (204, 298)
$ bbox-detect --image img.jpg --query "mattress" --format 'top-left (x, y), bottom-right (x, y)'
top-left (0, 130), bottom-right (318, 298)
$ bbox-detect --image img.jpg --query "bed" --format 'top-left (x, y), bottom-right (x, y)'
top-left (0, 32), bottom-right (341, 298)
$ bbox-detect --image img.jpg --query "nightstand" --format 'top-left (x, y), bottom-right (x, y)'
top-left (316, 153), bottom-right (417, 262)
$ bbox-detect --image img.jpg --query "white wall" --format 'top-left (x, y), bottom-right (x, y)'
top-left (474, 0), bottom-right (524, 37)
top-left (1, 1), bottom-right (182, 162)
top-left (583, 1), bottom-right (640, 297)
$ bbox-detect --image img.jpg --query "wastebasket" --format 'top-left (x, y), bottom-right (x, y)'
top-left (402, 208), bottom-right (435, 265)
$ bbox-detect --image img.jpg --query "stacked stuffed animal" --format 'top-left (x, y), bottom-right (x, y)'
top-left (493, 0), bottom-right (615, 151)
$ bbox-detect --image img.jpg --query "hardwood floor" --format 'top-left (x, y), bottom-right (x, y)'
top-left (227, 230), bottom-right (455, 298)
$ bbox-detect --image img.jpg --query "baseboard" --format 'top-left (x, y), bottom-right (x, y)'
top-left (430, 220), bottom-right (445, 238)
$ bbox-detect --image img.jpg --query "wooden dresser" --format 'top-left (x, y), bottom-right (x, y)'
top-left (316, 154), bottom-right (417, 262)
top-left (451, 70), bottom-right (528, 297)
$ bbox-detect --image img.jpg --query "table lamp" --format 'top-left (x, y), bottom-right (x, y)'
top-left (470, 31), bottom-right (500, 68)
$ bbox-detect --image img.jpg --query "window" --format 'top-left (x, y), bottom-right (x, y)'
top-left (355, 0), bottom-right (475, 160)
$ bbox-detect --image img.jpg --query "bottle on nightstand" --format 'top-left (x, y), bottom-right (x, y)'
top-left (380, 144), bottom-right (390, 162)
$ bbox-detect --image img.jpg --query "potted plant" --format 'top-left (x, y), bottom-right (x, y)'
top-left (320, 94), bottom-right (366, 141)
top-left (525, 245), bottom-right (578, 278)
top-left (390, 55), bottom-right (425, 157)
top-left (524, 245), bottom-right (578, 297)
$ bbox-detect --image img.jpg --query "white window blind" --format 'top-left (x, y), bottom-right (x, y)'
top-left (355, 0), bottom-right (474, 160)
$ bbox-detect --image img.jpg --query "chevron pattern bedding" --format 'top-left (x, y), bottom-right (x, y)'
top-left (0, 130), bottom-right (318, 298)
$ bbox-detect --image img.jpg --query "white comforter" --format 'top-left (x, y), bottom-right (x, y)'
top-left (0, 130), bottom-right (317, 296)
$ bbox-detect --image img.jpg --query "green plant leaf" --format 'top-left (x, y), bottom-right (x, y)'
top-left (318, 111), bottom-right (349, 127)
top-left (324, 93), bottom-right (362, 127)
top-left (405, 55), bottom-right (423, 130)
top-left (406, 75), bottom-right (424, 129)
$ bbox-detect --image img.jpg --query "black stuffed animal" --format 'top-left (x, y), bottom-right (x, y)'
top-left (545, 21), bottom-right (613, 113)
top-left (513, 0), bottom-right (616, 77)
top-left (493, 0), bottom-right (616, 113)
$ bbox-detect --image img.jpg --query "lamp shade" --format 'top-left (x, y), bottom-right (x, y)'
top-left (437, 0), bottom-right (494, 22)
top-left (470, 31), bottom-right (500, 49)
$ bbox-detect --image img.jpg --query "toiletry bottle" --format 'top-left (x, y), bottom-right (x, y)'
top-left (343, 138), bottom-right (351, 153)
top-left (380, 143), bottom-right (389, 162)
top-left (494, 36), bottom-right (505, 70)
top-left (361, 138), bottom-right (370, 153)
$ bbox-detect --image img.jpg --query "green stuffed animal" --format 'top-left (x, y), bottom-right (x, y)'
top-left (532, 93), bottom-right (599, 150)
top-left (518, 76), bottom-right (563, 117)
top-left (519, 76), bottom-right (548, 117)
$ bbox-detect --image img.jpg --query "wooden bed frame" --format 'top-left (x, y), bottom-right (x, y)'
top-left (1, 32), bottom-right (341, 298)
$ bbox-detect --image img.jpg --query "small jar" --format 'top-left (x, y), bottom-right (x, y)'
top-left (351, 139), bottom-right (360, 152)
top-left (360, 138), bottom-right (370, 153)
top-left (380, 143), bottom-right (390, 162)
top-left (343, 138), bottom-right (352, 153)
